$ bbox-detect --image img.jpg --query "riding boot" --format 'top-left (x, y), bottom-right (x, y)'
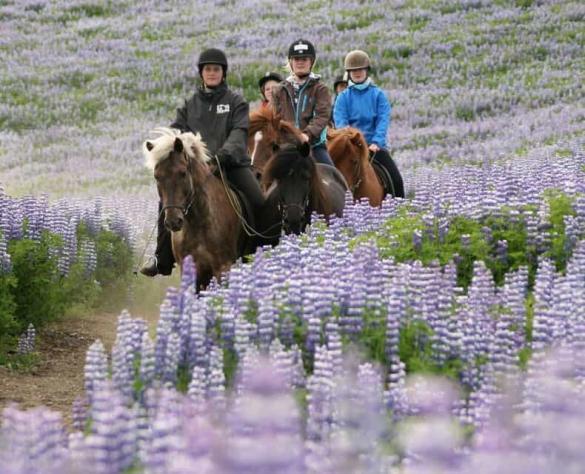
top-left (139, 202), bottom-right (175, 276)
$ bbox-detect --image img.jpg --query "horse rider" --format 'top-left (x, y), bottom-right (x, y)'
top-left (333, 50), bottom-right (405, 198)
top-left (331, 72), bottom-right (348, 126)
top-left (140, 48), bottom-right (265, 277)
top-left (258, 71), bottom-right (283, 109)
top-left (271, 39), bottom-right (335, 167)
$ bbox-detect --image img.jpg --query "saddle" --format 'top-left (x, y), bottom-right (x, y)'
top-left (371, 160), bottom-right (395, 197)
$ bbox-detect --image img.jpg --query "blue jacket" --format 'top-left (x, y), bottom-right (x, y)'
top-left (333, 81), bottom-right (392, 148)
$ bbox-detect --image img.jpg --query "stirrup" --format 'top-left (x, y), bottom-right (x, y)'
top-left (139, 256), bottom-right (159, 277)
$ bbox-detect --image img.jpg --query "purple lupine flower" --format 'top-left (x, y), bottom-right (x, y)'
top-left (329, 362), bottom-right (386, 473)
top-left (398, 375), bottom-right (463, 471)
top-left (187, 299), bottom-right (208, 369)
top-left (17, 323), bottom-right (36, 355)
top-left (72, 395), bottom-right (89, 433)
top-left (220, 357), bottom-right (303, 474)
top-left (139, 332), bottom-right (156, 391)
top-left (257, 296), bottom-right (276, 352)
top-left (86, 380), bottom-right (137, 474)
top-left (163, 332), bottom-right (181, 384)
top-left (207, 345), bottom-right (226, 413)
top-left (0, 405), bottom-right (68, 474)
top-left (187, 366), bottom-right (207, 408)
top-left (84, 340), bottom-right (108, 404)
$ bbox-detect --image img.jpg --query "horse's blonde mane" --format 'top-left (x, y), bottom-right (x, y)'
top-left (143, 127), bottom-right (211, 170)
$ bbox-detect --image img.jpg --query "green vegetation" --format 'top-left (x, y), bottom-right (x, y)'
top-left (0, 224), bottom-right (134, 364)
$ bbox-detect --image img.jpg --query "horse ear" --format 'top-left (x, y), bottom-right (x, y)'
top-left (297, 142), bottom-right (311, 157)
top-left (145, 141), bottom-right (154, 151)
top-left (174, 137), bottom-right (183, 153)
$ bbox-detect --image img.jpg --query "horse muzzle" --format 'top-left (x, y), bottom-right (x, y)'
top-left (165, 214), bottom-right (184, 232)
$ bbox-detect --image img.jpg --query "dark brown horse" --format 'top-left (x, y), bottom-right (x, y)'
top-left (144, 128), bottom-right (248, 289)
top-left (327, 127), bottom-right (385, 207)
top-left (260, 142), bottom-right (347, 236)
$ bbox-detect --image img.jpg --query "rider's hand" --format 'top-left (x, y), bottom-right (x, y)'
top-left (369, 143), bottom-right (380, 153)
top-left (300, 133), bottom-right (310, 144)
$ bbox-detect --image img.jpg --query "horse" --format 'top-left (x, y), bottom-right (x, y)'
top-left (143, 128), bottom-right (250, 290)
top-left (248, 107), bottom-right (305, 176)
top-left (260, 142), bottom-right (347, 236)
top-left (327, 127), bottom-right (385, 207)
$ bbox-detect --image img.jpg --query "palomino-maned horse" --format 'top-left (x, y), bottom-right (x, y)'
top-left (144, 128), bottom-right (251, 290)
top-left (327, 127), bottom-right (386, 207)
top-left (260, 142), bottom-right (347, 237)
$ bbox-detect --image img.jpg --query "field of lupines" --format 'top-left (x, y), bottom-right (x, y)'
top-left (1, 0), bottom-right (585, 472)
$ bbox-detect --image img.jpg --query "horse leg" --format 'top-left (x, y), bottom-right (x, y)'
top-left (195, 264), bottom-right (213, 292)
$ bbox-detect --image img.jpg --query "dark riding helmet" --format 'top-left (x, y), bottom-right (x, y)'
top-left (198, 48), bottom-right (228, 75)
top-left (333, 73), bottom-right (349, 90)
top-left (288, 39), bottom-right (316, 60)
top-left (258, 71), bottom-right (284, 90)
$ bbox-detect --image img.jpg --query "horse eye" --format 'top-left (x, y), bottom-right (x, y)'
top-left (272, 143), bottom-right (280, 152)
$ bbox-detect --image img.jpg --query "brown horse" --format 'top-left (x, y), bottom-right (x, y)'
top-left (327, 128), bottom-right (384, 207)
top-left (248, 107), bottom-right (305, 175)
top-left (144, 128), bottom-right (248, 289)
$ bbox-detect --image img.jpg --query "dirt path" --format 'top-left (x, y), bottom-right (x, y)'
top-left (0, 276), bottom-right (177, 427)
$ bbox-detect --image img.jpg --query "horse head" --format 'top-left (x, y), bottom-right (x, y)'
top-left (262, 142), bottom-right (326, 235)
top-left (327, 127), bottom-right (369, 192)
top-left (144, 128), bottom-right (211, 232)
top-left (249, 108), bottom-right (304, 174)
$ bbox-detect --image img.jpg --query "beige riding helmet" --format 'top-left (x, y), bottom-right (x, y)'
top-left (344, 50), bottom-right (371, 70)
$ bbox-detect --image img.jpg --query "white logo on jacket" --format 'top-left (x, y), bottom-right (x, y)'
top-left (217, 104), bottom-right (230, 114)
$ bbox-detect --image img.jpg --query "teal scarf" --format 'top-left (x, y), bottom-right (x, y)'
top-left (349, 77), bottom-right (372, 90)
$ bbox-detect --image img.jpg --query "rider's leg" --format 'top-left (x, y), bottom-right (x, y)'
top-left (224, 165), bottom-right (267, 250)
top-left (139, 201), bottom-right (175, 276)
top-left (371, 148), bottom-right (405, 198)
top-left (311, 144), bottom-right (335, 166)
top-left (225, 166), bottom-right (266, 209)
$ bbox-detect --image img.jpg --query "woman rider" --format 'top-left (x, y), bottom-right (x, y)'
top-left (258, 71), bottom-right (283, 109)
top-left (333, 50), bottom-right (405, 198)
top-left (140, 48), bottom-right (265, 277)
top-left (271, 39), bottom-right (334, 166)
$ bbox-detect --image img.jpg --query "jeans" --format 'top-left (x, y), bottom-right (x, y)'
top-left (311, 144), bottom-right (335, 166)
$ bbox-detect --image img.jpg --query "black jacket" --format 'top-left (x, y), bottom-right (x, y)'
top-left (170, 83), bottom-right (250, 168)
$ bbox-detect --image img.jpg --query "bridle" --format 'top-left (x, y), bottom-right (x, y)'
top-left (159, 154), bottom-right (198, 217)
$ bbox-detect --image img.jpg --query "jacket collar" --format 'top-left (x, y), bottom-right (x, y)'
top-left (198, 82), bottom-right (228, 100)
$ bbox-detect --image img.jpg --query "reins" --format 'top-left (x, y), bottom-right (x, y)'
top-left (212, 154), bottom-right (283, 240)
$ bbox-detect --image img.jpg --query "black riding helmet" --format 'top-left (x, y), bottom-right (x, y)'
top-left (288, 39), bottom-right (316, 60)
top-left (333, 74), bottom-right (348, 90)
top-left (198, 48), bottom-right (228, 76)
top-left (258, 71), bottom-right (284, 90)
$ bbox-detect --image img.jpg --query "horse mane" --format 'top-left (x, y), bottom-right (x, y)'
top-left (249, 107), bottom-right (275, 136)
top-left (327, 127), bottom-right (369, 164)
top-left (262, 145), bottom-right (331, 216)
top-left (249, 107), bottom-right (303, 143)
top-left (143, 127), bottom-right (211, 170)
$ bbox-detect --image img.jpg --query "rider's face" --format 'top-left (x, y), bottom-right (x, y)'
top-left (202, 64), bottom-right (224, 87)
top-left (262, 80), bottom-right (279, 103)
top-left (349, 68), bottom-right (368, 83)
top-left (290, 56), bottom-right (312, 76)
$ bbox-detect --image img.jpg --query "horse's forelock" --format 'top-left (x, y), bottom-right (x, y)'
top-left (143, 128), bottom-right (211, 170)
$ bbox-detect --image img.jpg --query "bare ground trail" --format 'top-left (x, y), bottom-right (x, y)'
top-left (0, 275), bottom-right (179, 427)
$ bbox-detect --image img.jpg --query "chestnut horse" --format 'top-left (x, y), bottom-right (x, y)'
top-left (144, 128), bottom-right (249, 290)
top-left (327, 128), bottom-right (385, 207)
top-left (248, 107), bottom-right (305, 175)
